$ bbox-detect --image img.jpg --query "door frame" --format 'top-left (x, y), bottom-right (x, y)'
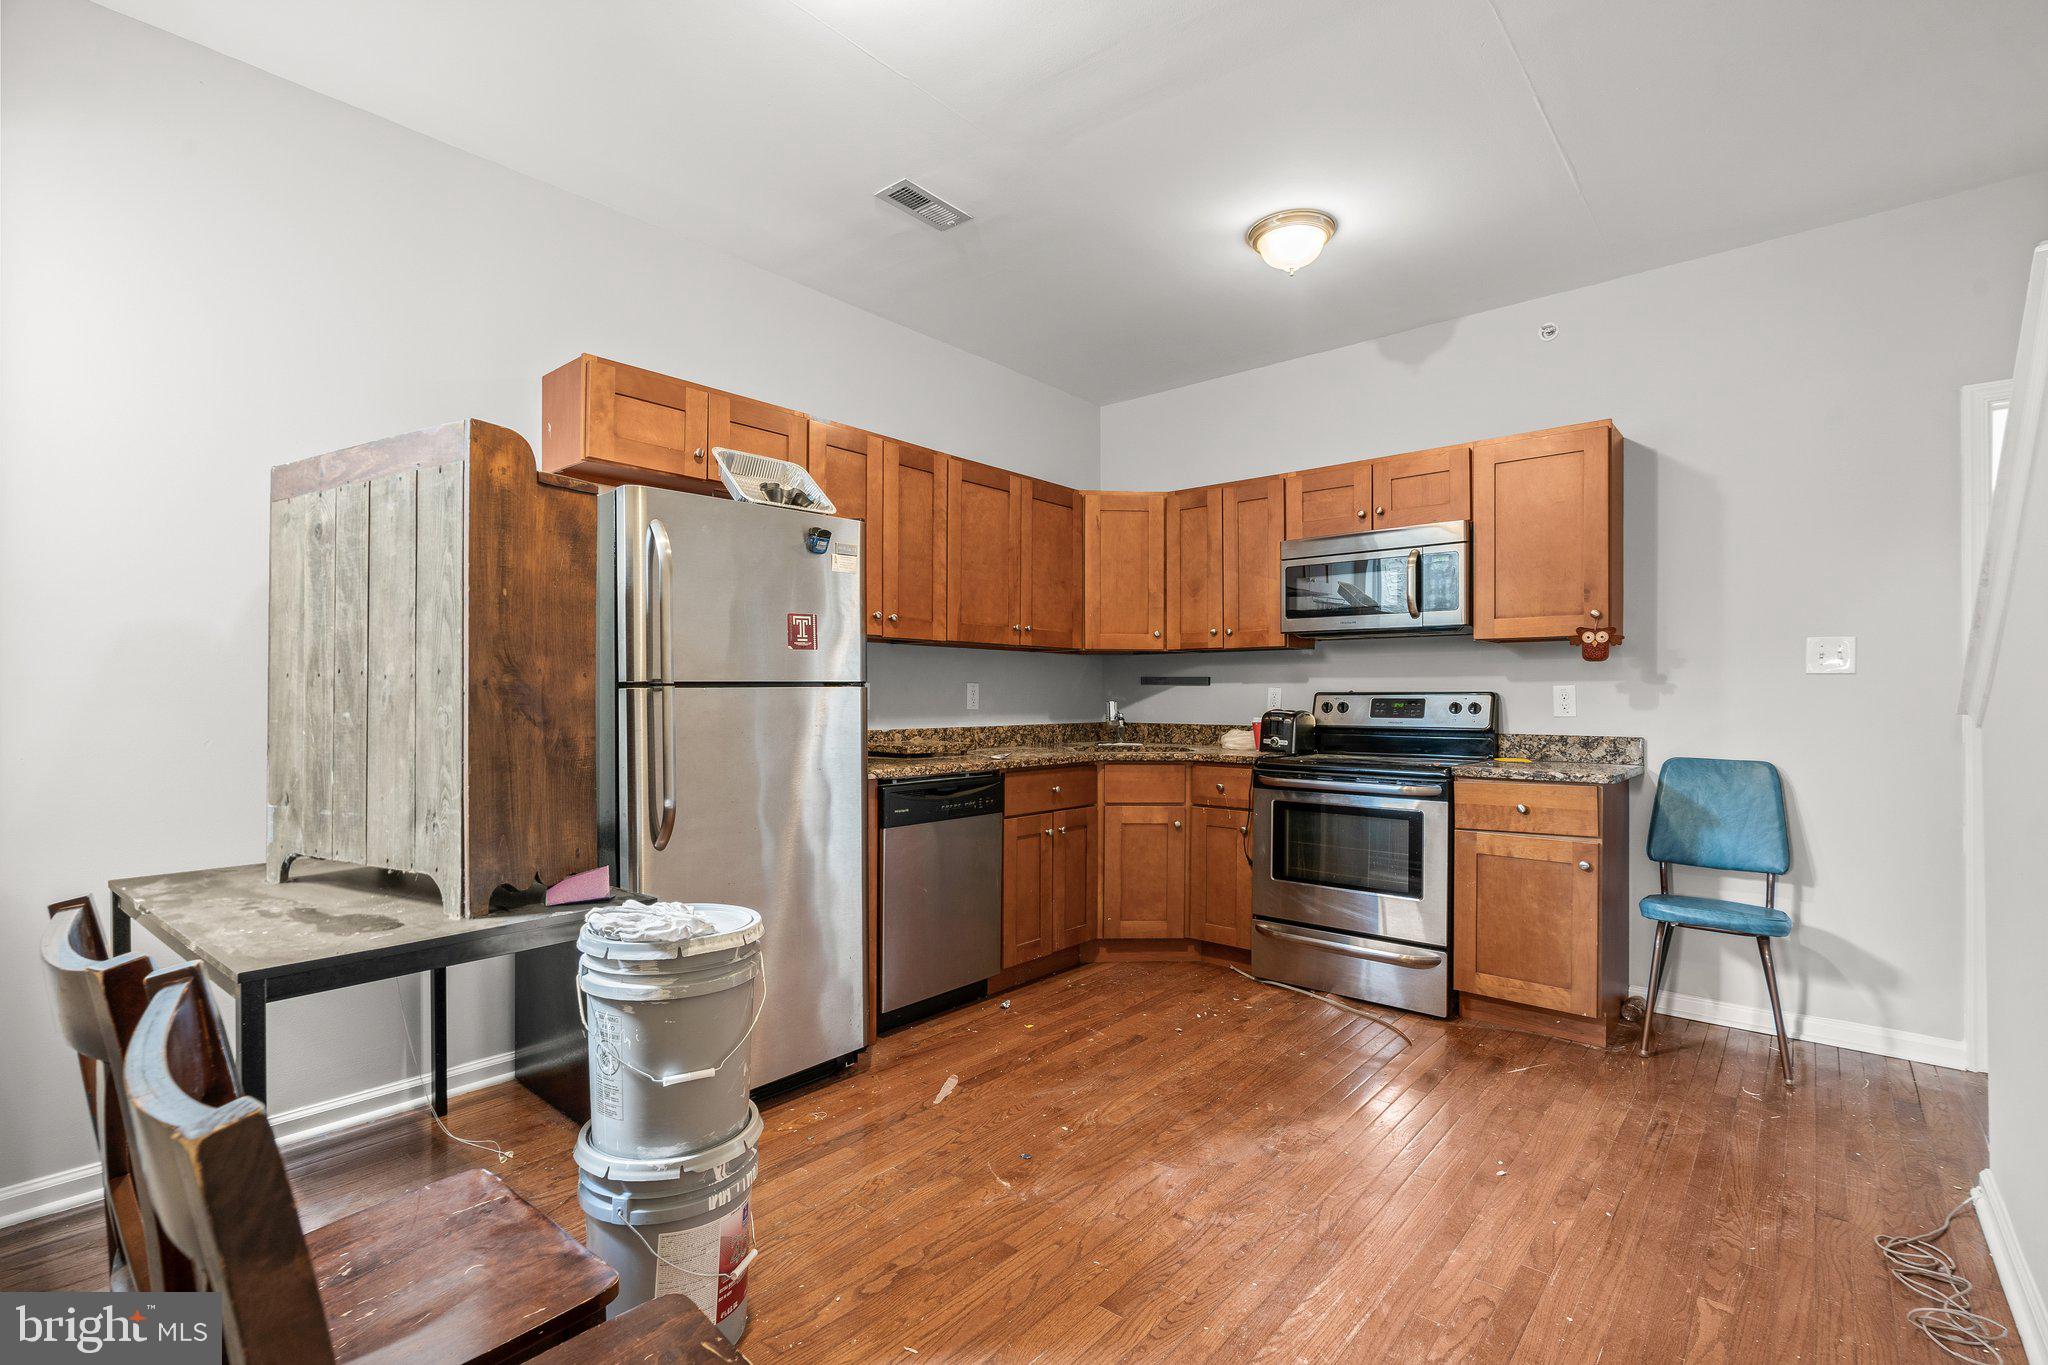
top-left (1958, 378), bottom-right (2010, 1073)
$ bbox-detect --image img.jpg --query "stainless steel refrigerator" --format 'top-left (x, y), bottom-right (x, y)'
top-left (514, 486), bottom-right (867, 1110)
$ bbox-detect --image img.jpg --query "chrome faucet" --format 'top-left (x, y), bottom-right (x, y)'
top-left (1107, 697), bottom-right (1127, 743)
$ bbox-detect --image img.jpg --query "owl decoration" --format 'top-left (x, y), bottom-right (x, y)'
top-left (1576, 626), bottom-right (1612, 661)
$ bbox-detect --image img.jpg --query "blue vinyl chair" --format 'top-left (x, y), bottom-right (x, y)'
top-left (1637, 758), bottom-right (1796, 1084)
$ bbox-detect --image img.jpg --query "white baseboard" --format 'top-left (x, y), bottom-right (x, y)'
top-left (1976, 1167), bottom-right (2048, 1362)
top-left (1633, 982), bottom-right (1970, 1069)
top-left (0, 1048), bottom-right (520, 1232)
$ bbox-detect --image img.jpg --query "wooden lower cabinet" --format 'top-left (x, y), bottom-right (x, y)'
top-left (1002, 773), bottom-right (1094, 968)
top-left (1452, 780), bottom-right (1629, 1045)
top-left (1187, 804), bottom-right (1252, 949)
top-left (1100, 803), bottom-right (1187, 938)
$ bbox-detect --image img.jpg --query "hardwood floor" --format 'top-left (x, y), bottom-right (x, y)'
top-left (4, 961), bottom-right (2019, 1363)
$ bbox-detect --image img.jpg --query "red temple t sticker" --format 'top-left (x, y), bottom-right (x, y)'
top-left (788, 613), bottom-right (817, 649)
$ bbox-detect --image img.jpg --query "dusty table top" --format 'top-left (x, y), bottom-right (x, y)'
top-left (108, 860), bottom-right (594, 985)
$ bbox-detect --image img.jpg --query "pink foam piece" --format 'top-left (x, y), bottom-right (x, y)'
top-left (547, 866), bottom-right (613, 906)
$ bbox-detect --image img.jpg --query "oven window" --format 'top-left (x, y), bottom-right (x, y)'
top-left (1284, 550), bottom-right (1462, 620)
top-left (1271, 802), bottom-right (1423, 899)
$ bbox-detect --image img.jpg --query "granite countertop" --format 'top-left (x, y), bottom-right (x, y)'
top-left (1452, 734), bottom-right (1644, 785)
top-left (867, 724), bottom-right (1643, 784)
top-left (867, 722), bottom-right (1256, 780)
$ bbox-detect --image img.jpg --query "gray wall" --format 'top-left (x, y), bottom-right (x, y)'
top-left (0, 0), bottom-right (1097, 1204)
top-left (1101, 172), bottom-right (2048, 1052)
top-left (1981, 283), bottom-right (2048, 1344)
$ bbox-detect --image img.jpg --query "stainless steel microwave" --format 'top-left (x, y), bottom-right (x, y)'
top-left (1278, 520), bottom-right (1470, 636)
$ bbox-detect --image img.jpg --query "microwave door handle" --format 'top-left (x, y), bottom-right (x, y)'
top-left (1405, 547), bottom-right (1421, 619)
top-left (1255, 921), bottom-right (1442, 969)
top-left (646, 520), bottom-right (676, 850)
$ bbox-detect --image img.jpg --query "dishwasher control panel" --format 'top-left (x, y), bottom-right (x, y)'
top-left (880, 775), bottom-right (1004, 828)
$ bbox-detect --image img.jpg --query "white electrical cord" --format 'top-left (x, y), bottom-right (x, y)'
top-left (397, 980), bottom-right (514, 1165)
top-left (1228, 965), bottom-right (1412, 1040)
top-left (1874, 1197), bottom-right (2009, 1362)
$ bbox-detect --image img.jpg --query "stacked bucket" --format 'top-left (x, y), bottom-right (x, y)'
top-left (574, 902), bottom-right (765, 1346)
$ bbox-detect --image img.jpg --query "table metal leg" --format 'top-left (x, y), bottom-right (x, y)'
top-left (111, 899), bottom-right (131, 956)
top-left (430, 966), bottom-right (448, 1117)
top-left (238, 980), bottom-right (268, 1105)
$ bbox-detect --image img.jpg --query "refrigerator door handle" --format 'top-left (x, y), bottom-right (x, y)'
top-left (647, 520), bottom-right (676, 850)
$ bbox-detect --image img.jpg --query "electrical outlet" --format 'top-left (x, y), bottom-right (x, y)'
top-left (1806, 636), bottom-right (1856, 674)
top-left (1266, 686), bottom-right (1283, 710)
top-left (1552, 684), bottom-right (1577, 718)
top-left (966, 682), bottom-right (980, 711)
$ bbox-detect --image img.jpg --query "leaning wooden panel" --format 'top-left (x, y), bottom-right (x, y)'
top-left (266, 420), bottom-right (598, 917)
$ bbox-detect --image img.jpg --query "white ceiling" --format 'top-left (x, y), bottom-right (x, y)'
top-left (93, 0), bottom-right (2048, 402)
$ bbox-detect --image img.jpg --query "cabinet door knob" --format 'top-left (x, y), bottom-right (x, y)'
top-left (1589, 609), bottom-right (1603, 620)
top-left (1152, 629), bottom-right (1162, 639)
top-left (1515, 803), bottom-right (1529, 814)
top-left (871, 610), bottom-right (882, 621)
top-left (1375, 506), bottom-right (1386, 516)
top-left (1057, 825), bottom-right (1067, 835)
top-left (693, 447), bottom-right (704, 459)
top-left (1225, 627), bottom-right (1234, 636)
top-left (1023, 624), bottom-right (1033, 633)
top-left (1012, 623), bottom-right (1021, 632)
top-left (1209, 627), bottom-right (1218, 636)
top-left (1051, 785), bottom-right (1061, 794)
top-left (1578, 860), bottom-right (1592, 871)
top-left (1043, 828), bottom-right (1054, 838)
top-left (1172, 819), bottom-right (1183, 829)
top-left (1215, 782), bottom-right (1226, 792)
top-left (1356, 508), bottom-right (1368, 519)
top-left (1240, 825), bottom-right (1248, 835)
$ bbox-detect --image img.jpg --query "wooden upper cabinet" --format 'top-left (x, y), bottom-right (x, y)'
top-left (1100, 803), bottom-right (1186, 939)
top-left (1453, 830), bottom-right (1603, 1016)
top-left (1188, 804), bottom-right (1253, 949)
top-left (947, 459), bottom-right (1025, 646)
top-left (1164, 486), bottom-right (1224, 649)
top-left (541, 355), bottom-right (713, 489)
top-left (881, 441), bottom-right (949, 641)
top-left (1021, 480), bottom-right (1083, 650)
top-left (806, 420), bottom-right (884, 635)
top-left (709, 391), bottom-right (805, 467)
top-left (1221, 476), bottom-right (1286, 648)
top-left (1371, 444), bottom-right (1471, 528)
top-left (1084, 492), bottom-right (1166, 650)
top-left (1284, 460), bottom-right (1371, 540)
top-left (1471, 422), bottom-right (1622, 642)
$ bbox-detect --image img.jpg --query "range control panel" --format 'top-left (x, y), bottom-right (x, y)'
top-left (1311, 691), bottom-right (1496, 730)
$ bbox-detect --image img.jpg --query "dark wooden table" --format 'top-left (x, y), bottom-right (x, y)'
top-left (108, 861), bottom-right (594, 1113)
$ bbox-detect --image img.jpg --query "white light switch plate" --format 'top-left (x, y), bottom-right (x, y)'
top-left (1806, 637), bottom-right (1856, 674)
top-left (1266, 687), bottom-right (1283, 710)
top-left (1552, 684), bottom-right (1577, 718)
top-left (966, 682), bottom-right (981, 711)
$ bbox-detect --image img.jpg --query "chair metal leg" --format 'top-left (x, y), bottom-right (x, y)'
top-left (1758, 937), bottom-right (1796, 1085)
top-left (1639, 922), bottom-right (1673, 1057)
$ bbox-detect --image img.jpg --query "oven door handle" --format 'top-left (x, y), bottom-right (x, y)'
top-left (1256, 774), bottom-right (1443, 798)
top-left (1255, 922), bottom-right (1443, 969)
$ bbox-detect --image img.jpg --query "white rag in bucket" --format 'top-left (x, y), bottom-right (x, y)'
top-left (585, 902), bottom-right (716, 944)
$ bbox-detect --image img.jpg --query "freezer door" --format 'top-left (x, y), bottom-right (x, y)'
top-left (614, 486), bottom-right (863, 685)
top-left (621, 683), bottom-right (866, 1087)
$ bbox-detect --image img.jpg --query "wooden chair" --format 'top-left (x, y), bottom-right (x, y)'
top-left (123, 963), bottom-right (620, 1364)
top-left (1637, 757), bottom-right (1798, 1083)
top-left (529, 1296), bottom-right (744, 1364)
top-left (38, 896), bottom-right (191, 1292)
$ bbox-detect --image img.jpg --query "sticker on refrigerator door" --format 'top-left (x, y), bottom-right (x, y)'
top-left (787, 613), bottom-right (818, 649)
top-left (830, 542), bottom-right (858, 573)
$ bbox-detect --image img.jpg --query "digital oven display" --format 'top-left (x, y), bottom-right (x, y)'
top-left (1370, 698), bottom-right (1425, 719)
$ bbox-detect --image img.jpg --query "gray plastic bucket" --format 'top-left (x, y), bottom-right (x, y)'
top-left (575, 1109), bottom-right (761, 1345)
top-left (578, 902), bottom-right (764, 1160)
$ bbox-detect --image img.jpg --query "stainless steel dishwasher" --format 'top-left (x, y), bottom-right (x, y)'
top-left (879, 773), bottom-right (1003, 1029)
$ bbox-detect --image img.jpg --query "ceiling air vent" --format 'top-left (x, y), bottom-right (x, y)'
top-left (875, 179), bottom-right (972, 231)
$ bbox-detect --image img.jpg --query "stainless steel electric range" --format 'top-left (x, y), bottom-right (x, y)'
top-left (1250, 691), bottom-right (1498, 1017)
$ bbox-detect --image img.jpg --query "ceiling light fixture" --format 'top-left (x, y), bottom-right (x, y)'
top-left (1245, 209), bottom-right (1337, 275)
